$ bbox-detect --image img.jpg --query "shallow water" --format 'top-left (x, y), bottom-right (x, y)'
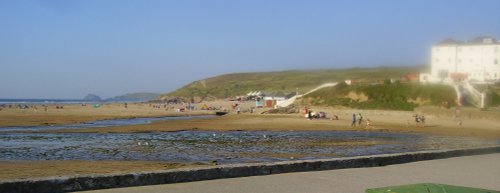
top-left (0, 115), bottom-right (216, 132)
top-left (0, 131), bottom-right (497, 164)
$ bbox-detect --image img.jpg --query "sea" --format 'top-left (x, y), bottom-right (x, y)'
top-left (0, 98), bottom-right (91, 104)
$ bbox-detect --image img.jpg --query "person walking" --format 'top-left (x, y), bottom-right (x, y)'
top-left (351, 113), bottom-right (357, 126)
top-left (358, 113), bottom-right (363, 126)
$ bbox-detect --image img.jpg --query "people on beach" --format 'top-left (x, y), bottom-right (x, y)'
top-left (351, 113), bottom-right (356, 126)
top-left (414, 114), bottom-right (421, 127)
top-left (365, 118), bottom-right (372, 129)
top-left (358, 113), bottom-right (363, 126)
top-left (413, 114), bottom-right (426, 127)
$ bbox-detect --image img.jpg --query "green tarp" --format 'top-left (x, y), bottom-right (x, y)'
top-left (366, 183), bottom-right (499, 193)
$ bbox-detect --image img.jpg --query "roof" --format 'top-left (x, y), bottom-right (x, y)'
top-left (435, 38), bottom-right (462, 46)
top-left (435, 36), bottom-right (500, 46)
top-left (467, 36), bottom-right (500, 45)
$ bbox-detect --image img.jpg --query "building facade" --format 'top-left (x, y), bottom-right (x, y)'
top-left (420, 37), bottom-right (500, 83)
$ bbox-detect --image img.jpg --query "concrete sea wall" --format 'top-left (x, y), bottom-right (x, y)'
top-left (1, 146), bottom-right (499, 193)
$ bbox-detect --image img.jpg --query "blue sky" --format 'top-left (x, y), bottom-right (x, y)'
top-left (1, 0), bottom-right (499, 99)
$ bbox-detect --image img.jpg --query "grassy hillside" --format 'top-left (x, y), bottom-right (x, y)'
top-left (160, 66), bottom-right (423, 101)
top-left (300, 82), bottom-right (456, 110)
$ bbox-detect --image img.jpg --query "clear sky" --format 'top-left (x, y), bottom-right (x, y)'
top-left (1, 0), bottom-right (499, 99)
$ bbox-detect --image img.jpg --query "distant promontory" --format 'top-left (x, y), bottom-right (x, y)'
top-left (83, 94), bottom-right (102, 101)
top-left (105, 93), bottom-right (160, 102)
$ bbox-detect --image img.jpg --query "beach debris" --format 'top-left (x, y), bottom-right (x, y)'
top-left (137, 141), bottom-right (151, 146)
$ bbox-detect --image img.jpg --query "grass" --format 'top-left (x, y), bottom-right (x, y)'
top-left (161, 66), bottom-right (424, 100)
top-left (301, 82), bottom-right (456, 110)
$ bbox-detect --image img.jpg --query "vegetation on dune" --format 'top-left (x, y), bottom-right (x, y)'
top-left (301, 82), bottom-right (456, 110)
top-left (161, 66), bottom-right (423, 101)
top-left (472, 83), bottom-right (500, 107)
top-left (488, 84), bottom-right (500, 107)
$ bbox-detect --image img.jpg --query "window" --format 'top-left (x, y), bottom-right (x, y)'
top-left (495, 59), bottom-right (498, 65)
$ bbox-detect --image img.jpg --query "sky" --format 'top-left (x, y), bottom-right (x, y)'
top-left (1, 0), bottom-right (499, 99)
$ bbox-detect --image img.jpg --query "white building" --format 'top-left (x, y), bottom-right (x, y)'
top-left (420, 37), bottom-right (500, 84)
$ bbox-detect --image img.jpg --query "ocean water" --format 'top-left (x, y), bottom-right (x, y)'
top-left (0, 98), bottom-right (89, 104)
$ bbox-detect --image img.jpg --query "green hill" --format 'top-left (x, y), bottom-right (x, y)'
top-left (160, 66), bottom-right (424, 101)
top-left (300, 82), bottom-right (456, 110)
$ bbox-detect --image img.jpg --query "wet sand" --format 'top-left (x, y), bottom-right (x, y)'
top-left (4, 103), bottom-right (497, 139)
top-left (0, 160), bottom-right (204, 182)
top-left (0, 103), bottom-right (216, 127)
top-left (0, 152), bottom-right (342, 181)
top-left (36, 113), bottom-right (500, 139)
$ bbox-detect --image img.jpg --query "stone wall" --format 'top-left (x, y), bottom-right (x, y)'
top-left (1, 146), bottom-right (499, 193)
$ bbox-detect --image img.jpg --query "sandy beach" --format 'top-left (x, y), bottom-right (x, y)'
top-left (1, 102), bottom-right (499, 181)
top-left (19, 105), bottom-right (499, 139)
top-left (0, 103), bottom-right (220, 127)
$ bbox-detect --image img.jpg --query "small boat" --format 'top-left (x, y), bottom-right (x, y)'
top-left (215, 111), bottom-right (228, 116)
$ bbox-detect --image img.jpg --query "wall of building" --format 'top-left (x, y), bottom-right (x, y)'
top-left (431, 39), bottom-right (500, 83)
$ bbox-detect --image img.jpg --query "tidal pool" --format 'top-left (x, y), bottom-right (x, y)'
top-left (0, 131), bottom-right (497, 164)
top-left (0, 115), bottom-right (216, 132)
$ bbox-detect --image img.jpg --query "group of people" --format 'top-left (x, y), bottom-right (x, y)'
top-left (351, 113), bottom-right (371, 129)
top-left (413, 114), bottom-right (426, 127)
top-left (303, 107), bottom-right (328, 120)
top-left (0, 104), bottom-right (51, 111)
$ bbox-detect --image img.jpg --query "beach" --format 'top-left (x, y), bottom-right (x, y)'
top-left (11, 104), bottom-right (497, 139)
top-left (1, 102), bottom-right (499, 181)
